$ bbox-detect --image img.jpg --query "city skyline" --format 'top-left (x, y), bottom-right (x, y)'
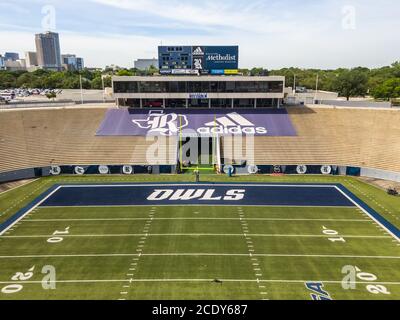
top-left (0, 31), bottom-right (84, 72)
top-left (0, 0), bottom-right (399, 69)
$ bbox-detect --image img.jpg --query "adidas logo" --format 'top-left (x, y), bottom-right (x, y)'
top-left (197, 112), bottom-right (268, 135)
top-left (192, 46), bottom-right (204, 55)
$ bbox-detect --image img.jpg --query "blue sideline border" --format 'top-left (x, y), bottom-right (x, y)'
top-left (335, 184), bottom-right (400, 241)
top-left (0, 182), bottom-right (399, 241)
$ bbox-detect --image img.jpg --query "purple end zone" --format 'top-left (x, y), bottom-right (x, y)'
top-left (96, 108), bottom-right (297, 136)
top-left (1, 183), bottom-right (400, 241)
top-left (39, 184), bottom-right (354, 207)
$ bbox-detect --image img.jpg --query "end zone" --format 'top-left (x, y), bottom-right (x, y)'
top-left (1, 183), bottom-right (399, 242)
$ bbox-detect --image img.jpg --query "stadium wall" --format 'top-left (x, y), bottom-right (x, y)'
top-left (360, 167), bottom-right (400, 183)
top-left (2, 165), bottom-right (400, 183)
top-left (319, 100), bottom-right (392, 108)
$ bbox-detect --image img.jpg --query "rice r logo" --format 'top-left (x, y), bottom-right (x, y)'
top-left (132, 111), bottom-right (188, 136)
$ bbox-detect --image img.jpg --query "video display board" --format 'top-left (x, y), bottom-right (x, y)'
top-left (158, 46), bottom-right (239, 75)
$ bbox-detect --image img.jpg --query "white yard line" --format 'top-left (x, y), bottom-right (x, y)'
top-left (0, 233), bottom-right (391, 239)
top-left (0, 185), bottom-right (62, 236)
top-left (38, 204), bottom-right (357, 208)
top-left (0, 253), bottom-right (399, 259)
top-left (0, 278), bottom-right (400, 285)
top-left (24, 217), bottom-right (369, 222)
top-left (0, 178), bottom-right (40, 196)
top-left (59, 183), bottom-right (339, 188)
top-left (237, 206), bottom-right (266, 299)
top-left (118, 206), bottom-right (156, 299)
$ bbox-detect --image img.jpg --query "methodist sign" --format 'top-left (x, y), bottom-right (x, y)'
top-left (192, 46), bottom-right (239, 74)
top-left (158, 46), bottom-right (239, 75)
top-left (96, 109), bottom-right (297, 137)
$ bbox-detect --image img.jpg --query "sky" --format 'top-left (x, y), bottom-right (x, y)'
top-left (0, 0), bottom-right (399, 69)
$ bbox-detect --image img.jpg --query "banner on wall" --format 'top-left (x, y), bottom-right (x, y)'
top-left (96, 109), bottom-right (297, 137)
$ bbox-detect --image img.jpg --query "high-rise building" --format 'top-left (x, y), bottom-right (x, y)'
top-left (35, 31), bottom-right (62, 70)
top-left (0, 55), bottom-right (5, 70)
top-left (4, 59), bottom-right (26, 71)
top-left (25, 52), bottom-right (38, 67)
top-left (134, 58), bottom-right (159, 70)
top-left (62, 54), bottom-right (84, 71)
top-left (4, 52), bottom-right (20, 61)
top-left (76, 57), bottom-right (84, 70)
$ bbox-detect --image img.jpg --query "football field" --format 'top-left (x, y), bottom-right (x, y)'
top-left (0, 180), bottom-right (400, 300)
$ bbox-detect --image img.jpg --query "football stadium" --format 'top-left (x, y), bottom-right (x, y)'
top-left (1, 45), bottom-right (400, 302)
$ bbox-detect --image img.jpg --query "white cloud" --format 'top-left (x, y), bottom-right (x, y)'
top-left (91, 0), bottom-right (295, 34)
top-left (0, 30), bottom-right (160, 68)
top-left (1, 0), bottom-right (399, 69)
top-left (2, 25), bottom-right (399, 70)
top-left (0, 2), bottom-right (30, 14)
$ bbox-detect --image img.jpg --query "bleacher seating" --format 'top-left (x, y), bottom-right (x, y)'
top-left (1, 105), bottom-right (400, 174)
top-left (221, 106), bottom-right (400, 173)
top-left (0, 107), bottom-right (177, 173)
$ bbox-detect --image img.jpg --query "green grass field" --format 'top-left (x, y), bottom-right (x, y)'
top-left (0, 174), bottom-right (399, 300)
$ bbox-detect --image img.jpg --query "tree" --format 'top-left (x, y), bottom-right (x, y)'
top-left (0, 72), bottom-right (17, 89)
top-left (61, 77), bottom-right (80, 89)
top-left (117, 69), bottom-right (134, 76)
top-left (43, 72), bottom-right (66, 88)
top-left (332, 69), bottom-right (369, 100)
top-left (79, 68), bottom-right (96, 81)
top-left (16, 72), bottom-right (39, 88)
top-left (250, 67), bottom-right (267, 76)
top-left (103, 76), bottom-right (111, 87)
top-left (371, 78), bottom-right (400, 101)
top-left (239, 69), bottom-right (250, 76)
top-left (390, 61), bottom-right (400, 78)
top-left (147, 65), bottom-right (159, 75)
top-left (91, 77), bottom-right (103, 89)
top-left (91, 76), bottom-right (112, 89)
top-left (32, 69), bottom-right (51, 77)
top-left (45, 92), bottom-right (57, 100)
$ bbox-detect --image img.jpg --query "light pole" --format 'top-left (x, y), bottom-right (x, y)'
top-left (101, 75), bottom-right (105, 103)
top-left (314, 74), bottom-right (319, 103)
top-left (288, 70), bottom-right (296, 94)
top-left (293, 73), bottom-right (296, 94)
top-left (79, 75), bottom-right (84, 105)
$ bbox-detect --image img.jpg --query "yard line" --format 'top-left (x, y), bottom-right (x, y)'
top-left (38, 204), bottom-right (357, 208)
top-left (24, 218), bottom-right (369, 223)
top-left (0, 233), bottom-right (390, 239)
top-left (56, 183), bottom-right (343, 188)
top-left (334, 186), bottom-right (400, 242)
top-left (0, 185), bottom-right (62, 236)
top-left (0, 178), bottom-right (40, 196)
top-left (1, 279), bottom-right (400, 285)
top-left (0, 253), bottom-right (399, 259)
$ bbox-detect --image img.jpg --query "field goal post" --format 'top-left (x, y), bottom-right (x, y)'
top-left (178, 114), bottom-right (220, 173)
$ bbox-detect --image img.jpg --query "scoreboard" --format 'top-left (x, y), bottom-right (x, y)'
top-left (158, 46), bottom-right (239, 75)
